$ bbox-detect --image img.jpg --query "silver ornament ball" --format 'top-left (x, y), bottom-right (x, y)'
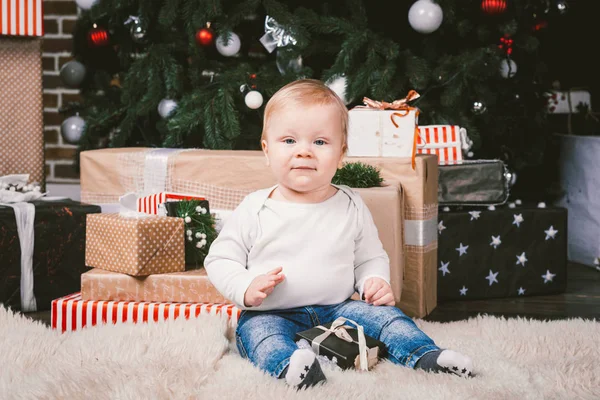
top-left (75, 0), bottom-right (98, 10)
top-left (325, 75), bottom-right (352, 105)
top-left (245, 91), bottom-right (264, 109)
top-left (158, 99), bottom-right (178, 118)
top-left (61, 115), bottom-right (85, 144)
top-left (499, 58), bottom-right (518, 78)
top-left (216, 32), bottom-right (241, 57)
top-left (472, 101), bottom-right (487, 115)
top-left (276, 49), bottom-right (303, 75)
top-left (408, 0), bottom-right (444, 34)
top-left (59, 60), bottom-right (86, 88)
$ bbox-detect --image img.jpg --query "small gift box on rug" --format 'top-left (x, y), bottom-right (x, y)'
top-left (347, 91), bottom-right (421, 166)
top-left (295, 317), bottom-right (386, 371)
top-left (85, 213), bottom-right (185, 276)
top-left (51, 293), bottom-right (240, 333)
top-left (416, 125), bottom-right (472, 165)
top-left (81, 268), bottom-right (230, 304)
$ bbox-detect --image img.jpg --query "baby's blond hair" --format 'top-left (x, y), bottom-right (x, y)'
top-left (261, 79), bottom-right (348, 150)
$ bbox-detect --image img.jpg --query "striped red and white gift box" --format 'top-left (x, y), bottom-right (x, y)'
top-left (137, 192), bottom-right (206, 215)
top-left (0, 0), bottom-right (44, 37)
top-left (51, 293), bottom-right (240, 333)
top-left (416, 125), bottom-right (464, 165)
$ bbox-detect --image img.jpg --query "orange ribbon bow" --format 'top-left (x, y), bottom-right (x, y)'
top-left (358, 91), bottom-right (421, 169)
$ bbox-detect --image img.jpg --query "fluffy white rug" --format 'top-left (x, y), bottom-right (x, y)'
top-left (1, 307), bottom-right (599, 400)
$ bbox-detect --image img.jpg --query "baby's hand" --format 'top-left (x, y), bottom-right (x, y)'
top-left (363, 277), bottom-right (394, 306)
top-left (243, 267), bottom-right (285, 307)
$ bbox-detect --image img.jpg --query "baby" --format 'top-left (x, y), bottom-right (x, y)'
top-left (204, 79), bottom-right (473, 389)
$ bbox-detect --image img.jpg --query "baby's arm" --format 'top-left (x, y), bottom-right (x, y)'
top-left (353, 196), bottom-right (392, 301)
top-left (204, 197), bottom-right (257, 309)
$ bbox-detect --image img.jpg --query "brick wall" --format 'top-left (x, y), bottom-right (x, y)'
top-left (43, 0), bottom-right (80, 182)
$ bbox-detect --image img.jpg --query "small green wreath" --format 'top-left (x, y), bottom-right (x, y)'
top-left (332, 162), bottom-right (384, 188)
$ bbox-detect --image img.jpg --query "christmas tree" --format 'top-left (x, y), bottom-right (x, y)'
top-left (62, 0), bottom-right (567, 196)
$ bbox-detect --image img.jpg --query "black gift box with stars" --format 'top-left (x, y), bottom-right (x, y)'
top-left (436, 203), bottom-right (568, 302)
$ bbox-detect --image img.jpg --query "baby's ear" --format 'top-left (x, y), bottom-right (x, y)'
top-left (261, 140), bottom-right (270, 166)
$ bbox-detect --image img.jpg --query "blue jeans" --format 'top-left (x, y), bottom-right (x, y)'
top-left (235, 299), bottom-right (440, 378)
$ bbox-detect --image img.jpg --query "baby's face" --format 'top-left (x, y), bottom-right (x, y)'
top-left (262, 103), bottom-right (345, 196)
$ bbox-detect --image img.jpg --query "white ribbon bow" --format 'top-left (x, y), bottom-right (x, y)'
top-left (311, 316), bottom-right (370, 371)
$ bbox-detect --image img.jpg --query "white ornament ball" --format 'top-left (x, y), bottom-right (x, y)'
top-left (442, 206), bottom-right (450, 212)
top-left (408, 0), bottom-right (444, 34)
top-left (508, 202), bottom-right (516, 208)
top-left (245, 90), bottom-right (264, 109)
top-left (75, 0), bottom-right (99, 10)
top-left (184, 216), bottom-right (192, 223)
top-left (158, 99), bottom-right (178, 118)
top-left (61, 115), bottom-right (85, 144)
top-left (499, 58), bottom-right (518, 78)
top-left (515, 199), bottom-right (522, 205)
top-left (488, 205), bottom-right (496, 211)
top-left (216, 32), bottom-right (241, 57)
top-left (467, 151), bottom-right (474, 158)
top-left (325, 75), bottom-right (351, 105)
top-left (537, 202), bottom-right (546, 208)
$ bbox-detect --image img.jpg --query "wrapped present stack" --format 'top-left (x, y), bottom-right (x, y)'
top-left (345, 91), bottom-right (568, 303)
top-left (52, 190), bottom-right (239, 332)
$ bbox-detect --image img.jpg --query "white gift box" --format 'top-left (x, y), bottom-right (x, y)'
top-left (547, 90), bottom-right (591, 114)
top-left (347, 92), bottom-right (422, 159)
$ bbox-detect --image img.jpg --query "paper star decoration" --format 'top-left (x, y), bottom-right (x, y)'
top-left (459, 286), bottom-right (468, 296)
top-left (544, 226), bottom-right (558, 240)
top-left (542, 270), bottom-right (556, 283)
top-left (456, 243), bottom-right (469, 256)
top-left (438, 220), bottom-right (446, 234)
top-left (516, 252), bottom-right (528, 266)
top-left (512, 214), bottom-right (524, 227)
top-left (439, 261), bottom-right (450, 276)
top-left (518, 287), bottom-right (526, 295)
top-left (485, 270), bottom-right (499, 286)
top-left (469, 211), bottom-right (481, 221)
top-left (490, 235), bottom-right (501, 249)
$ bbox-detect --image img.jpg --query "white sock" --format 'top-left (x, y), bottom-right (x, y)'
top-left (436, 350), bottom-right (474, 378)
top-left (284, 349), bottom-right (327, 389)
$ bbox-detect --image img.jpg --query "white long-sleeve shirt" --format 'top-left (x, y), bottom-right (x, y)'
top-left (204, 184), bottom-right (390, 311)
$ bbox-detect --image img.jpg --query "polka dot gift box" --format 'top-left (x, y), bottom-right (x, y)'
top-left (85, 213), bottom-right (185, 276)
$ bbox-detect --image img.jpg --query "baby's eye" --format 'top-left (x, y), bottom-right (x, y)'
top-left (284, 138), bottom-right (296, 144)
top-left (314, 139), bottom-right (326, 146)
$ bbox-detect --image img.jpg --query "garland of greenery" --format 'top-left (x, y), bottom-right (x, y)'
top-left (332, 162), bottom-right (384, 188)
top-left (164, 199), bottom-right (217, 270)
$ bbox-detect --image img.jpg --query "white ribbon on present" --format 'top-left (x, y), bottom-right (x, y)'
top-left (0, 174), bottom-right (45, 312)
top-left (311, 316), bottom-right (370, 371)
top-left (142, 148), bottom-right (183, 195)
top-left (404, 217), bottom-right (438, 247)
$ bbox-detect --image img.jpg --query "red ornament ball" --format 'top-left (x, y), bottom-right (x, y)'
top-left (481, 0), bottom-right (507, 15)
top-left (88, 25), bottom-right (110, 47)
top-left (195, 27), bottom-right (214, 46)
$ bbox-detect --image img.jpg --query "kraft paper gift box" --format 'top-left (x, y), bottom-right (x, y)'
top-left (79, 149), bottom-right (441, 316)
top-left (0, 39), bottom-right (45, 188)
top-left (81, 267), bottom-right (230, 304)
top-left (51, 292), bottom-right (240, 333)
top-left (85, 213), bottom-right (185, 276)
